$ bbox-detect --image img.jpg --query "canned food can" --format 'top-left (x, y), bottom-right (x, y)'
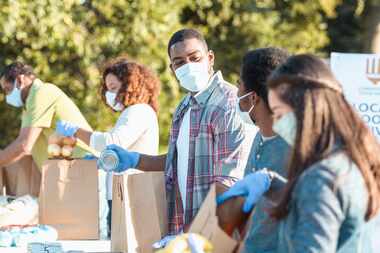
top-left (27, 242), bottom-right (63, 253)
top-left (98, 149), bottom-right (120, 172)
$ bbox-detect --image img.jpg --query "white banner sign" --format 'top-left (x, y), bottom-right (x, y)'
top-left (331, 52), bottom-right (380, 140)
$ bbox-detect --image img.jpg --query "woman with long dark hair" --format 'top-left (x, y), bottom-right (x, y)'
top-left (219, 54), bottom-right (380, 252)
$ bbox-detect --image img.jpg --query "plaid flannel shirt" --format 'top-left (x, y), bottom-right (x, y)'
top-left (165, 71), bottom-right (251, 234)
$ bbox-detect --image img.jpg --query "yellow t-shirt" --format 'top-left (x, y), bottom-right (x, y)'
top-left (21, 79), bottom-right (93, 170)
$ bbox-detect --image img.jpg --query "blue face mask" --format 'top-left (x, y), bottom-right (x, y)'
top-left (272, 112), bottom-right (297, 146)
top-left (6, 81), bottom-right (24, 108)
top-left (174, 61), bottom-right (210, 92)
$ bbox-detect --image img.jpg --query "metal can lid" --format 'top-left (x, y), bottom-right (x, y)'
top-left (99, 149), bottom-right (119, 172)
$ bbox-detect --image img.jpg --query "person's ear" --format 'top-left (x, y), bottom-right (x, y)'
top-left (170, 63), bottom-right (177, 80)
top-left (0, 77), bottom-right (5, 91)
top-left (208, 50), bottom-right (215, 70)
top-left (250, 91), bottom-right (259, 105)
top-left (15, 75), bottom-right (24, 88)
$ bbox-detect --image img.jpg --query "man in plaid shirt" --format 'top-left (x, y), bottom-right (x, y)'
top-left (104, 28), bottom-right (252, 235)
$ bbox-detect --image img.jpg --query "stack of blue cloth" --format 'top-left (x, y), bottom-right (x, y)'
top-left (0, 225), bottom-right (58, 247)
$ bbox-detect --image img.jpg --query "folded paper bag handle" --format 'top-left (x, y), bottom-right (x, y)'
top-left (57, 160), bottom-right (83, 182)
top-left (118, 181), bottom-right (124, 201)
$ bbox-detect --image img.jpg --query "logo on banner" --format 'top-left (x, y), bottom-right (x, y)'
top-left (366, 57), bottom-right (380, 85)
top-left (331, 53), bottom-right (380, 140)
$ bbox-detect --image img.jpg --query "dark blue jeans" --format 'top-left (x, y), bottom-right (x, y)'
top-left (107, 200), bottom-right (112, 237)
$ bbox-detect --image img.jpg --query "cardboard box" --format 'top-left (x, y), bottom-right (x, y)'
top-left (189, 184), bottom-right (253, 253)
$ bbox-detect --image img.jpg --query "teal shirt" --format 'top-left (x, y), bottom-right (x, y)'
top-left (243, 133), bottom-right (290, 253)
top-left (276, 151), bottom-right (374, 253)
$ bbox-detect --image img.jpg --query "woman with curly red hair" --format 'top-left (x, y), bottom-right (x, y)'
top-left (55, 57), bottom-right (160, 235)
top-left (56, 57), bottom-right (160, 152)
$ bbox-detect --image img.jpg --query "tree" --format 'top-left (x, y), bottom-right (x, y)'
top-left (362, 0), bottom-right (380, 53)
top-left (0, 0), bottom-right (336, 152)
top-left (180, 0), bottom-right (330, 82)
top-left (0, 0), bottom-right (91, 148)
top-left (0, 0), bottom-right (189, 151)
top-left (323, 0), bottom-right (380, 53)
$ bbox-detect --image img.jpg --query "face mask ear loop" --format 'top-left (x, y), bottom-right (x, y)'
top-left (248, 104), bottom-right (254, 114)
top-left (13, 80), bottom-right (19, 91)
top-left (238, 91), bottom-right (253, 101)
top-left (245, 92), bottom-right (255, 113)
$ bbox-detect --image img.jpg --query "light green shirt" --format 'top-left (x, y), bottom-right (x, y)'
top-left (21, 79), bottom-right (92, 169)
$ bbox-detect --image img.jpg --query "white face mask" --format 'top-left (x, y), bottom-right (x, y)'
top-left (174, 61), bottom-right (210, 92)
top-left (105, 91), bottom-right (124, 111)
top-left (272, 111), bottom-right (297, 146)
top-left (236, 92), bottom-right (255, 125)
top-left (6, 81), bottom-right (24, 108)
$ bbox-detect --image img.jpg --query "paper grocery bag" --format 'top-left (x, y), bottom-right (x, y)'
top-left (0, 167), bottom-right (4, 195)
top-left (3, 156), bottom-right (41, 197)
top-left (39, 159), bottom-right (99, 240)
top-left (111, 171), bottom-right (167, 253)
top-left (189, 184), bottom-right (238, 253)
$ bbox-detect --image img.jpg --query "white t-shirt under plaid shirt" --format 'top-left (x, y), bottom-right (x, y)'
top-left (176, 108), bottom-right (191, 210)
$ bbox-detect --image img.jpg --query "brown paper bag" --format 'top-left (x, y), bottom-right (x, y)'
top-left (189, 184), bottom-right (239, 253)
top-left (0, 167), bottom-right (4, 195)
top-left (39, 159), bottom-right (99, 240)
top-left (3, 156), bottom-right (41, 197)
top-left (111, 171), bottom-right (168, 253)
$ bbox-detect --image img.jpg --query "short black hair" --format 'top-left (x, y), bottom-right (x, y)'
top-left (167, 28), bottom-right (208, 57)
top-left (0, 61), bottom-right (35, 82)
top-left (241, 47), bottom-right (289, 106)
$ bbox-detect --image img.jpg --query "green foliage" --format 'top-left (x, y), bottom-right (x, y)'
top-left (0, 0), bottom-right (188, 152)
top-left (181, 0), bottom-right (330, 82)
top-left (1, 0), bottom-right (352, 152)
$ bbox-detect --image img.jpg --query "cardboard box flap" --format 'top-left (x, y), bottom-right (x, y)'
top-left (189, 184), bottom-right (238, 253)
top-left (208, 218), bottom-right (237, 252)
top-left (57, 160), bottom-right (84, 182)
top-left (189, 184), bottom-right (217, 232)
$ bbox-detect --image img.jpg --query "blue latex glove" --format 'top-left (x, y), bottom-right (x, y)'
top-left (188, 234), bottom-right (205, 253)
top-left (83, 154), bottom-right (97, 160)
top-left (216, 169), bottom-right (272, 213)
top-left (104, 144), bottom-right (140, 173)
top-left (56, 120), bottom-right (79, 137)
top-left (152, 234), bottom-right (177, 249)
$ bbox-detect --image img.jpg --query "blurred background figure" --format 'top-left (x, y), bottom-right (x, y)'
top-left (56, 58), bottom-right (160, 236)
top-left (0, 61), bottom-right (92, 170)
